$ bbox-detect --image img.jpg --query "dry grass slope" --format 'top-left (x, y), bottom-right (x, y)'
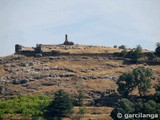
top-left (0, 45), bottom-right (160, 120)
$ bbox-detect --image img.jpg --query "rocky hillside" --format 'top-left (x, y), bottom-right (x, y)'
top-left (0, 45), bottom-right (159, 99)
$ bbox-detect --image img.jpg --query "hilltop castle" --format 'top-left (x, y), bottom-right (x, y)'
top-left (15, 34), bottom-right (74, 56)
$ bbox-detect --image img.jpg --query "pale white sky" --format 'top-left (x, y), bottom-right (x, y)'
top-left (0, 0), bottom-right (160, 56)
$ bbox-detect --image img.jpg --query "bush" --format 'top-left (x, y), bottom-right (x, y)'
top-left (0, 95), bottom-right (50, 118)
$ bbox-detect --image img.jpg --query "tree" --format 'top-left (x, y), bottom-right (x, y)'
top-left (111, 98), bottom-right (160, 120)
top-left (154, 85), bottom-right (160, 103)
top-left (117, 66), bottom-right (152, 97)
top-left (45, 89), bottom-right (73, 120)
top-left (110, 98), bottom-right (134, 120)
top-left (155, 42), bottom-right (160, 57)
top-left (143, 100), bottom-right (157, 113)
top-left (113, 45), bottom-right (117, 48)
top-left (117, 72), bottom-right (136, 97)
top-left (135, 99), bottom-right (160, 114)
top-left (134, 45), bottom-right (142, 60)
top-left (127, 45), bottom-right (142, 62)
top-left (77, 90), bottom-right (85, 107)
top-left (77, 90), bottom-right (86, 119)
top-left (133, 67), bottom-right (152, 96)
top-left (118, 45), bottom-right (126, 49)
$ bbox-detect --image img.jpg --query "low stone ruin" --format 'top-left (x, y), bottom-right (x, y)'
top-left (15, 34), bottom-right (74, 56)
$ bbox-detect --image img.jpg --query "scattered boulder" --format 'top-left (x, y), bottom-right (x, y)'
top-left (4, 64), bottom-right (12, 67)
top-left (79, 75), bottom-right (117, 81)
top-left (49, 57), bottom-right (60, 61)
top-left (19, 63), bottom-right (28, 67)
top-left (87, 89), bottom-right (116, 98)
top-left (28, 61), bottom-right (34, 66)
top-left (35, 53), bottom-right (42, 57)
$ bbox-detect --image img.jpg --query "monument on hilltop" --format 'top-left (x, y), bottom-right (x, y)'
top-left (63, 34), bottom-right (74, 45)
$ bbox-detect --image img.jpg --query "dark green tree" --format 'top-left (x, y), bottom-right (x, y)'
top-left (133, 67), bottom-right (152, 96)
top-left (127, 45), bottom-right (142, 62)
top-left (117, 72), bottom-right (136, 97)
top-left (154, 85), bottom-right (160, 103)
top-left (77, 90), bottom-right (86, 119)
top-left (77, 90), bottom-right (85, 107)
top-left (111, 98), bottom-right (160, 120)
top-left (118, 45), bottom-right (126, 49)
top-left (143, 100), bottom-right (157, 113)
top-left (110, 98), bottom-right (134, 120)
top-left (155, 42), bottom-right (160, 57)
top-left (117, 66), bottom-right (152, 97)
top-left (113, 45), bottom-right (117, 48)
top-left (45, 89), bottom-right (73, 120)
top-left (135, 99), bottom-right (160, 114)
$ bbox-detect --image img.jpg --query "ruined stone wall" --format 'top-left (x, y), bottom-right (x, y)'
top-left (15, 44), bottom-right (35, 56)
top-left (15, 44), bottom-right (62, 56)
top-left (15, 44), bottom-right (112, 57)
top-left (15, 34), bottom-right (75, 56)
top-left (15, 44), bottom-right (22, 53)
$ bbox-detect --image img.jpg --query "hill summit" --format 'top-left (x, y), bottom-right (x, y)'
top-left (1, 41), bottom-right (159, 97)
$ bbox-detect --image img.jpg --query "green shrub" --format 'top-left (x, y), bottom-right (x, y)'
top-left (0, 95), bottom-right (50, 118)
